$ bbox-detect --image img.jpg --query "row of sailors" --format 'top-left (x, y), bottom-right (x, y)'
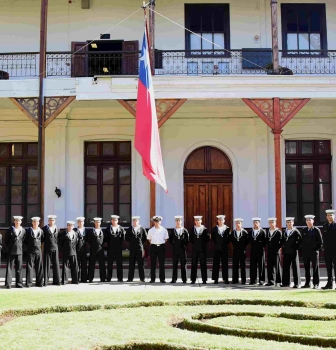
top-left (1, 210), bottom-right (336, 289)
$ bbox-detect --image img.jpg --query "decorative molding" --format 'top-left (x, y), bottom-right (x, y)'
top-left (10, 97), bottom-right (39, 126)
top-left (44, 96), bottom-right (75, 128)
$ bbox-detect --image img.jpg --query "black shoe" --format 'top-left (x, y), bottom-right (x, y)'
top-left (170, 280), bottom-right (176, 283)
top-left (106, 279), bottom-right (111, 282)
top-left (183, 281), bottom-right (187, 284)
top-left (140, 279), bottom-right (145, 282)
top-left (302, 284), bottom-right (311, 289)
top-left (191, 281), bottom-right (195, 284)
top-left (264, 282), bottom-right (274, 286)
top-left (280, 284), bottom-right (289, 287)
top-left (126, 279), bottom-right (133, 282)
top-left (36, 285), bottom-right (44, 288)
top-left (292, 285), bottom-right (300, 289)
top-left (313, 285), bottom-right (320, 289)
top-left (149, 280), bottom-right (155, 283)
top-left (258, 282), bottom-right (264, 286)
top-left (322, 284), bottom-right (333, 290)
top-left (224, 280), bottom-right (229, 284)
top-left (214, 281), bottom-right (218, 284)
top-left (26, 284), bottom-right (32, 288)
top-left (6, 285), bottom-right (11, 289)
top-left (89, 280), bottom-right (93, 283)
top-left (118, 279), bottom-right (123, 282)
top-left (16, 285), bottom-right (23, 288)
top-left (160, 280), bottom-right (166, 284)
top-left (202, 281), bottom-right (207, 284)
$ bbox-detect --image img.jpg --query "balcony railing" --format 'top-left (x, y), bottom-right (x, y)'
top-left (1, 50), bottom-right (336, 79)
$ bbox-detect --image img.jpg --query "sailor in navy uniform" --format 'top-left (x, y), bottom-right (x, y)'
top-left (75, 216), bottom-right (88, 283)
top-left (88, 217), bottom-right (106, 282)
top-left (169, 216), bottom-right (189, 284)
top-left (322, 209), bottom-right (336, 290)
top-left (190, 216), bottom-right (210, 284)
top-left (25, 217), bottom-right (44, 287)
top-left (42, 214), bottom-right (61, 286)
top-left (301, 214), bottom-right (323, 289)
top-left (281, 217), bottom-right (302, 288)
top-left (147, 215), bottom-right (169, 283)
top-left (125, 216), bottom-right (147, 282)
top-left (105, 215), bottom-right (125, 282)
top-left (248, 217), bottom-right (266, 286)
top-left (211, 215), bottom-right (230, 284)
top-left (4, 216), bottom-right (26, 289)
top-left (265, 218), bottom-right (282, 286)
top-left (60, 221), bottom-right (79, 285)
top-left (231, 218), bottom-right (249, 285)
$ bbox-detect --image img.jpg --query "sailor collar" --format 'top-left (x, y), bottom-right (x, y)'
top-left (31, 228), bottom-right (41, 238)
top-left (268, 228), bottom-right (280, 240)
top-left (175, 227), bottom-right (184, 238)
top-left (233, 229), bottom-right (245, 241)
top-left (217, 225), bottom-right (227, 236)
top-left (132, 225), bottom-right (141, 237)
top-left (252, 228), bottom-right (262, 240)
top-left (94, 228), bottom-right (103, 237)
top-left (47, 225), bottom-right (58, 236)
top-left (66, 231), bottom-right (76, 241)
top-left (12, 226), bottom-right (22, 237)
top-left (194, 225), bottom-right (204, 237)
top-left (110, 225), bottom-right (121, 236)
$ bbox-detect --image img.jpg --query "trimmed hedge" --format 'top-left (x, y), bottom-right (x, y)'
top-left (100, 342), bottom-right (203, 350)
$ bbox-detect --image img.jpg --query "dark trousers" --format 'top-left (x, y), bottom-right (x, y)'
top-left (267, 251), bottom-right (282, 284)
top-left (212, 250), bottom-right (228, 282)
top-left (232, 252), bottom-right (246, 284)
top-left (250, 250), bottom-right (265, 284)
top-left (62, 255), bottom-right (78, 284)
top-left (128, 250), bottom-right (145, 281)
top-left (5, 254), bottom-right (23, 287)
top-left (324, 254), bottom-right (336, 285)
top-left (26, 253), bottom-right (43, 286)
top-left (303, 251), bottom-right (320, 285)
top-left (77, 250), bottom-right (88, 282)
top-left (191, 250), bottom-right (207, 283)
top-left (172, 249), bottom-right (187, 282)
top-left (282, 252), bottom-right (301, 286)
top-left (44, 249), bottom-right (61, 286)
top-left (88, 249), bottom-right (106, 282)
top-left (150, 244), bottom-right (165, 282)
top-left (107, 249), bottom-right (123, 281)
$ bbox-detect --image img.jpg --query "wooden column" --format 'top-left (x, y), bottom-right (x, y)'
top-left (148, 0), bottom-right (155, 75)
top-left (270, 0), bottom-right (279, 74)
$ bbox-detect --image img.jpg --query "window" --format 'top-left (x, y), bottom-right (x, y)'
top-left (0, 143), bottom-right (38, 226)
top-left (84, 141), bottom-right (131, 226)
top-left (281, 4), bottom-right (327, 54)
top-left (185, 4), bottom-right (230, 55)
top-left (285, 140), bottom-right (331, 226)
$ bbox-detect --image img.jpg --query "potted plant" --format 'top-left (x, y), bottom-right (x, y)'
top-left (0, 71), bottom-right (9, 80)
top-left (266, 63), bottom-right (293, 75)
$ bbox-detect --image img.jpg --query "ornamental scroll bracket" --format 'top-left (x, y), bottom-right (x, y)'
top-left (10, 97), bottom-right (39, 126)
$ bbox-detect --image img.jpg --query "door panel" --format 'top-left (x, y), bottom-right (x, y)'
top-left (122, 40), bottom-right (139, 75)
top-left (71, 42), bottom-right (88, 77)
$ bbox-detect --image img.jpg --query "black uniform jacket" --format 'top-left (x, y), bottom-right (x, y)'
top-left (104, 225), bottom-right (125, 252)
top-left (60, 231), bottom-right (78, 258)
top-left (87, 228), bottom-right (105, 252)
top-left (42, 225), bottom-right (60, 252)
top-left (5, 226), bottom-right (26, 255)
top-left (0, 234), bottom-right (2, 251)
top-left (249, 228), bottom-right (267, 254)
top-left (282, 228), bottom-right (302, 254)
top-left (125, 226), bottom-right (147, 251)
top-left (169, 228), bottom-right (189, 251)
top-left (230, 229), bottom-right (249, 254)
top-left (211, 226), bottom-right (230, 251)
top-left (266, 228), bottom-right (282, 253)
top-left (322, 222), bottom-right (336, 257)
top-left (301, 226), bottom-right (323, 256)
top-left (74, 228), bottom-right (88, 253)
top-left (189, 226), bottom-right (210, 252)
top-left (25, 228), bottom-right (44, 254)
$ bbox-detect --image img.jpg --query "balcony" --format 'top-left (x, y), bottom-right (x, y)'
top-left (1, 50), bottom-right (336, 79)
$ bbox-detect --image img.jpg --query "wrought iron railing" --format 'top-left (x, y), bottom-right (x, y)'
top-left (0, 52), bottom-right (39, 78)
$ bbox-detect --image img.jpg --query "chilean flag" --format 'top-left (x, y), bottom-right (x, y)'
top-left (135, 29), bottom-right (168, 193)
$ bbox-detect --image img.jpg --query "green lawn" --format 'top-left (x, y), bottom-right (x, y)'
top-left (0, 289), bottom-right (336, 350)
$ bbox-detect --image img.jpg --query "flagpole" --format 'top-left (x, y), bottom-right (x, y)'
top-left (143, 4), bottom-right (154, 75)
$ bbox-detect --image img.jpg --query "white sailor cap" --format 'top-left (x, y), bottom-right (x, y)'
top-left (111, 215), bottom-right (120, 219)
top-left (13, 216), bottom-right (23, 220)
top-left (76, 217), bottom-right (85, 222)
top-left (93, 217), bottom-right (102, 222)
top-left (326, 209), bottom-right (335, 214)
top-left (47, 215), bottom-right (57, 219)
top-left (304, 215), bottom-right (315, 219)
top-left (216, 215), bottom-right (226, 219)
top-left (268, 217), bottom-right (277, 221)
top-left (285, 217), bottom-right (295, 221)
top-left (252, 217), bottom-right (261, 222)
top-left (31, 217), bottom-right (41, 221)
top-left (174, 216), bottom-right (183, 220)
top-left (132, 216), bottom-right (140, 220)
top-left (67, 221), bottom-right (75, 225)
top-left (152, 215), bottom-right (163, 221)
top-left (194, 216), bottom-right (202, 220)
top-left (234, 218), bottom-right (244, 222)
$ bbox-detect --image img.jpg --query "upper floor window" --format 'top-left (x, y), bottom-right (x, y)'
top-left (281, 4), bottom-right (327, 55)
top-left (185, 4), bottom-right (230, 54)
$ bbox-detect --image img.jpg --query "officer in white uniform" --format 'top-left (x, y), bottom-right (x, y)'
top-left (147, 215), bottom-right (169, 283)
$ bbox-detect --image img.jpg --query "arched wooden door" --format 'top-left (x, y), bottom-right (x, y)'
top-left (184, 146), bottom-right (233, 231)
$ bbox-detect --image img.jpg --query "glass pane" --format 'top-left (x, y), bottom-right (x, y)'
top-left (318, 141), bottom-right (330, 155)
top-left (119, 165), bottom-right (130, 184)
top-left (189, 6), bottom-right (202, 32)
top-left (86, 143), bottom-right (98, 156)
top-left (103, 204), bottom-right (114, 223)
top-left (301, 141), bottom-right (313, 154)
top-left (0, 167), bottom-right (6, 185)
top-left (319, 184), bottom-right (331, 202)
top-left (310, 10), bottom-right (321, 32)
top-left (298, 33), bottom-right (309, 51)
top-left (11, 166), bottom-right (22, 185)
top-left (27, 186), bottom-right (38, 204)
top-left (103, 166), bottom-right (114, 184)
top-left (11, 205), bottom-right (21, 217)
top-left (27, 205), bottom-right (38, 220)
top-left (302, 203), bottom-right (314, 216)
top-left (102, 142), bottom-right (114, 156)
top-left (287, 9), bottom-right (297, 32)
top-left (119, 185), bottom-right (131, 203)
top-left (286, 184), bottom-right (297, 202)
top-left (11, 143), bottom-right (22, 157)
top-left (103, 185), bottom-right (114, 203)
top-left (202, 6), bottom-right (213, 31)
top-left (302, 184), bottom-right (314, 202)
top-left (86, 185), bottom-right (97, 204)
top-left (320, 203), bottom-right (331, 222)
top-left (310, 34), bottom-right (321, 50)
top-left (11, 186), bottom-right (22, 204)
top-left (285, 164), bottom-right (297, 183)
top-left (119, 204), bottom-right (131, 224)
top-left (319, 164), bottom-right (330, 183)
top-left (118, 142), bottom-right (131, 157)
top-left (190, 33), bottom-right (201, 50)
top-left (86, 166), bottom-right (97, 184)
top-left (287, 34), bottom-right (298, 50)
top-left (0, 186), bottom-right (5, 203)
top-left (285, 141), bottom-right (297, 154)
top-left (286, 203), bottom-right (297, 219)
top-left (27, 143), bottom-right (38, 156)
top-left (27, 166), bottom-right (38, 185)
top-left (302, 164), bottom-right (314, 183)
top-left (85, 205), bottom-right (97, 223)
top-left (202, 33), bottom-right (212, 50)
top-left (0, 205), bottom-right (5, 222)
top-left (214, 33), bottom-right (224, 50)
top-left (0, 144), bottom-right (7, 157)
top-left (298, 10), bottom-right (309, 32)
top-left (213, 7), bottom-right (225, 31)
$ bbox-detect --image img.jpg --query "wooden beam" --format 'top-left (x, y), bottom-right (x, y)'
top-left (158, 99), bottom-right (186, 128)
top-left (242, 98), bottom-right (275, 129)
top-left (273, 130), bottom-right (282, 225)
top-left (117, 99), bottom-right (136, 117)
top-left (280, 98), bottom-right (310, 129)
top-left (44, 96), bottom-right (75, 128)
top-left (9, 98), bottom-right (38, 126)
top-left (270, 0), bottom-right (279, 74)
